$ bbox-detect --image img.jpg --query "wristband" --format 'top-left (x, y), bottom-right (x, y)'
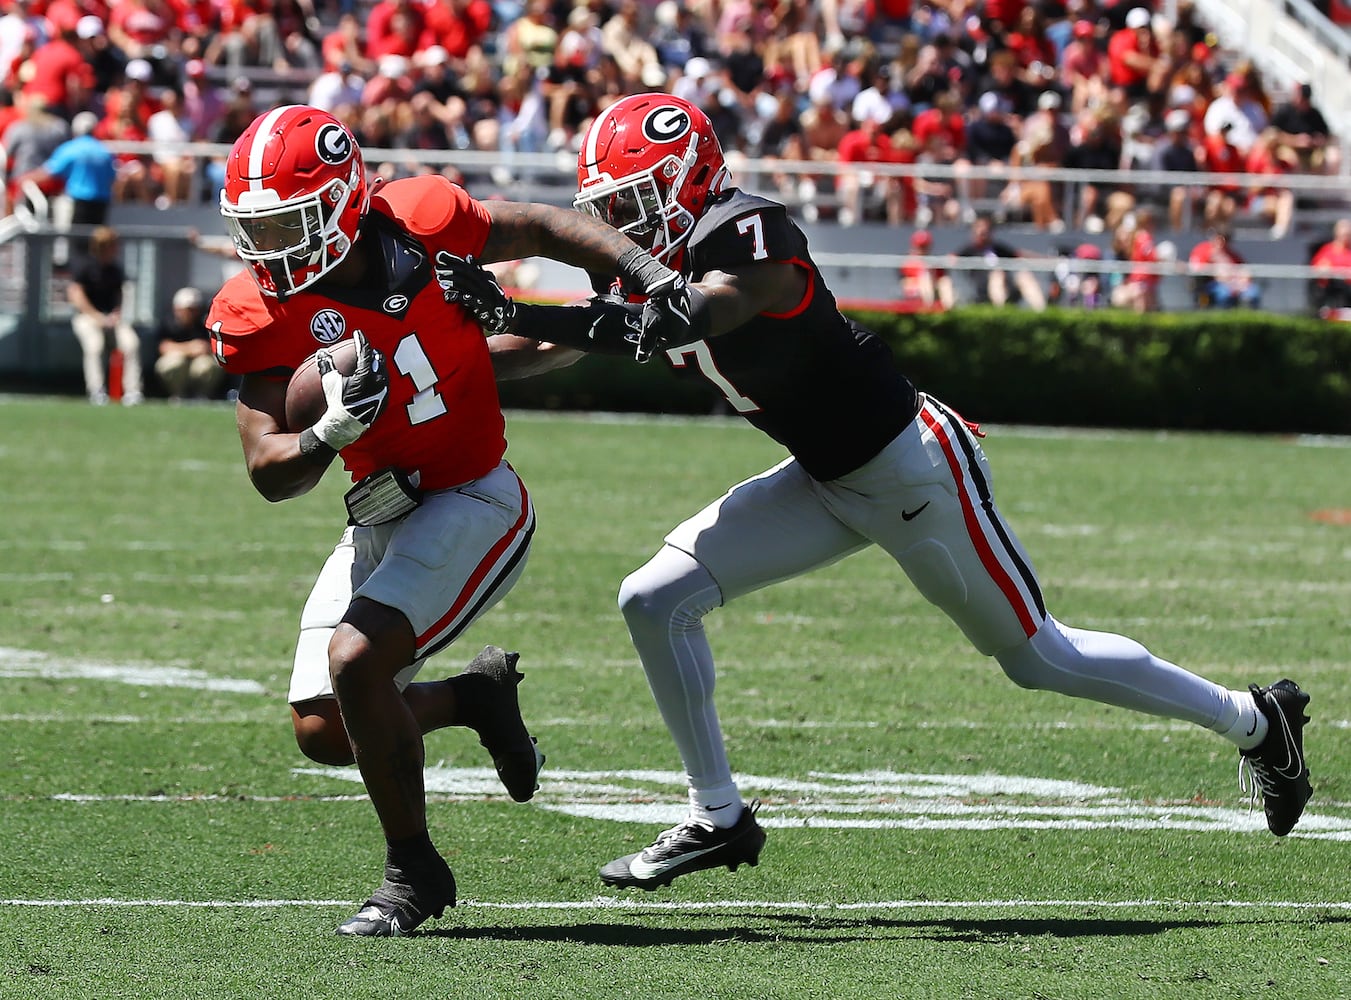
top-left (617, 247), bottom-right (678, 295)
top-left (298, 426), bottom-right (337, 463)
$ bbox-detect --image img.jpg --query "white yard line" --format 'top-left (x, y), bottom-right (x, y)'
top-left (3, 897), bottom-right (1350, 912)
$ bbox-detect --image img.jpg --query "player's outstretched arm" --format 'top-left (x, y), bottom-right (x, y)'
top-left (477, 201), bottom-right (683, 300)
top-left (486, 335), bottom-right (585, 382)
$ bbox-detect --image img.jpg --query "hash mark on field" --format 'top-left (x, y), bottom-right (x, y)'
top-left (288, 766), bottom-right (1351, 841)
top-left (0, 647), bottom-right (265, 694)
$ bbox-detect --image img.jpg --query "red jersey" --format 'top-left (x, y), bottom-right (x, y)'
top-left (1200, 134), bottom-right (1243, 193)
top-left (1312, 241), bottom-right (1351, 277)
top-left (21, 38), bottom-right (94, 110)
top-left (1128, 229), bottom-right (1159, 287)
top-left (1188, 239), bottom-right (1244, 268)
top-left (424, 0), bottom-right (492, 58)
top-left (1107, 27), bottom-right (1156, 88)
top-left (837, 128), bottom-right (896, 165)
top-left (208, 175), bottom-right (507, 492)
top-left (910, 108), bottom-right (965, 158)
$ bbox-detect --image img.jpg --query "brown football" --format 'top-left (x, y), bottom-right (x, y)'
top-left (285, 339), bottom-right (357, 431)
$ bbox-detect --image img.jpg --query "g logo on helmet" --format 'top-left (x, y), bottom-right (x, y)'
top-left (315, 123), bottom-right (352, 166)
top-left (642, 106), bottom-right (691, 144)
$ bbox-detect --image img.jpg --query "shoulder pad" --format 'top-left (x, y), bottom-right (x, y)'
top-left (372, 176), bottom-right (491, 256)
top-left (687, 189), bottom-right (807, 273)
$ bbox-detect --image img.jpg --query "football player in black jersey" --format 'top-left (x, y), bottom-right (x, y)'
top-left (434, 94), bottom-right (1312, 890)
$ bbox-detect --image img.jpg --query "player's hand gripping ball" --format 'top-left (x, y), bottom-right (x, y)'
top-left (285, 330), bottom-right (389, 450)
top-left (285, 338), bottom-right (357, 431)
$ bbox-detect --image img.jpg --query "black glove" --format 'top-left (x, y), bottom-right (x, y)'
top-left (616, 247), bottom-right (698, 362)
top-left (586, 293), bottom-right (645, 353)
top-left (313, 330), bottom-right (389, 450)
top-left (434, 250), bottom-right (518, 336)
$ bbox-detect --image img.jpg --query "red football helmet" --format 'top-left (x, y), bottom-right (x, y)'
top-left (220, 105), bottom-right (369, 297)
top-left (575, 94), bottom-right (729, 265)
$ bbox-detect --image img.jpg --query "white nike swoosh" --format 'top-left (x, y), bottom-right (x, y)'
top-left (1274, 717), bottom-right (1304, 779)
top-left (629, 844), bottom-right (721, 880)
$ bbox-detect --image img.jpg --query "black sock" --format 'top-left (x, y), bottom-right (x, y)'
top-left (386, 830), bottom-right (438, 877)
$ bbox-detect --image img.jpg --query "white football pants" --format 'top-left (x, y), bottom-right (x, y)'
top-left (619, 395), bottom-right (1242, 795)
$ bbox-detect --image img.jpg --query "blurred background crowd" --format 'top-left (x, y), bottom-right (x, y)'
top-left (0, 0), bottom-right (1342, 231)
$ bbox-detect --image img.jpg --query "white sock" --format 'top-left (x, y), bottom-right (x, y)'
top-left (689, 784), bottom-right (743, 830)
top-left (1215, 688), bottom-right (1267, 750)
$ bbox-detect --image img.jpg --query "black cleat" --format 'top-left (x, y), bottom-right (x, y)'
top-left (459, 645), bottom-right (544, 802)
top-left (1239, 679), bottom-right (1312, 836)
top-left (600, 801), bottom-right (766, 890)
top-left (336, 858), bottom-right (457, 937)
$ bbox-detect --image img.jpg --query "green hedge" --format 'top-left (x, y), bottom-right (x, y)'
top-left (497, 308), bottom-right (1351, 435)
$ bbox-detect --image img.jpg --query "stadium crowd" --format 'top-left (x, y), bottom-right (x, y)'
top-left (0, 0), bottom-right (1341, 231)
top-left (2, 0), bottom-right (1349, 322)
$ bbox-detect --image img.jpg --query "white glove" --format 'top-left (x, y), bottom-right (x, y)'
top-left (311, 330), bottom-right (389, 450)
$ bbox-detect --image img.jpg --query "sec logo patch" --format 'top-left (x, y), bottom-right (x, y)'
top-left (310, 308), bottom-right (346, 344)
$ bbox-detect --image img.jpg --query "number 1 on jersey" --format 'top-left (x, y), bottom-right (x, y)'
top-left (392, 334), bottom-right (448, 425)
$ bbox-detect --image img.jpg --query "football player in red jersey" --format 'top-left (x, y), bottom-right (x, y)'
top-left (434, 93), bottom-right (1313, 891)
top-left (207, 104), bottom-right (693, 936)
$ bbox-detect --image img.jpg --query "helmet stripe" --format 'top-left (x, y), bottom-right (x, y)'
top-left (246, 105), bottom-right (294, 191)
top-left (581, 99), bottom-right (626, 182)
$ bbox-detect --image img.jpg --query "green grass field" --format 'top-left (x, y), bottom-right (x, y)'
top-left (1, 396), bottom-right (1348, 999)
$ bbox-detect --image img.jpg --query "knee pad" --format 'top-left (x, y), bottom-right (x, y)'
top-left (900, 539), bottom-right (969, 611)
top-left (618, 546), bottom-right (721, 639)
top-left (995, 639), bottom-right (1052, 691)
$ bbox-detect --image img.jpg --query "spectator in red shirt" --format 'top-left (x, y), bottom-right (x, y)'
top-left (1060, 19), bottom-right (1108, 113)
top-left (1005, 5), bottom-right (1057, 87)
top-left (1198, 121), bottom-right (1243, 231)
top-left (19, 21), bottom-right (94, 116)
top-left (836, 106), bottom-right (902, 226)
top-left (898, 228), bottom-right (955, 309)
top-left (1310, 218), bottom-right (1351, 313)
top-left (425, 0), bottom-right (492, 61)
top-left (1245, 127), bottom-right (1297, 239)
top-left (1187, 226), bottom-right (1261, 308)
top-left (1111, 207), bottom-right (1165, 312)
top-left (365, 0), bottom-right (427, 61)
top-left (1107, 7), bottom-right (1160, 100)
top-left (96, 98), bottom-right (156, 203)
top-left (321, 13), bottom-right (374, 75)
top-left (362, 53), bottom-right (416, 107)
top-left (911, 87), bottom-right (965, 162)
top-left (108, 0), bottom-right (175, 60)
top-left (368, 5), bottom-right (422, 60)
top-left (168, 0), bottom-right (221, 43)
top-left (101, 58), bottom-right (163, 131)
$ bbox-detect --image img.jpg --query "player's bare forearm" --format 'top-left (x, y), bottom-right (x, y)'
top-left (235, 374), bottom-right (332, 501)
top-left (480, 201), bottom-right (643, 275)
top-left (487, 334), bottom-right (585, 381)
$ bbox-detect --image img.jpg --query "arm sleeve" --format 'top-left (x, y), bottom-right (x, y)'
top-left (513, 300), bottom-right (644, 356)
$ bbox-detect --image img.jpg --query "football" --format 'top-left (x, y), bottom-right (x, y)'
top-left (285, 338), bottom-right (357, 431)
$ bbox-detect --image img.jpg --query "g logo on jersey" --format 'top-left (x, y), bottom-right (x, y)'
top-left (310, 308), bottom-right (346, 344)
top-left (314, 123), bottom-right (352, 166)
top-left (642, 106), bottom-right (691, 144)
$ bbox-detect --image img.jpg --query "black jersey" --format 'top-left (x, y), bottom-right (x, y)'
top-left (667, 188), bottom-right (919, 481)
